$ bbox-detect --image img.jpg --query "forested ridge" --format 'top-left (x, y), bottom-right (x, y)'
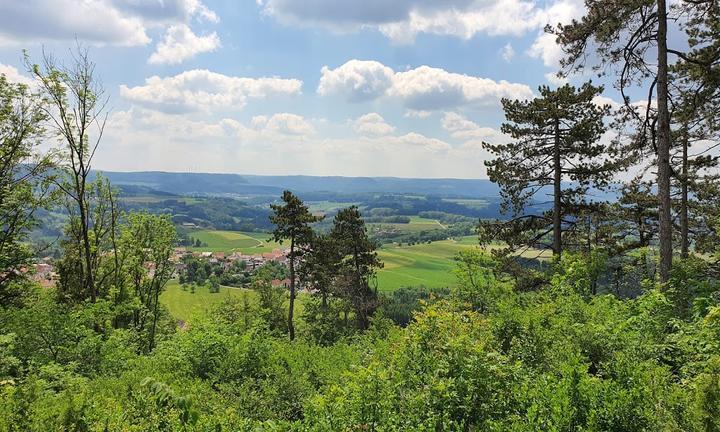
top-left (2, 1), bottom-right (720, 430)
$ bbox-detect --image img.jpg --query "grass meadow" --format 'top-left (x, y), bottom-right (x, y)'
top-left (187, 230), bottom-right (283, 253)
top-left (160, 279), bottom-right (308, 324)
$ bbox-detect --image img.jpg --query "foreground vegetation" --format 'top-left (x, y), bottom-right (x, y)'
top-left (3, 255), bottom-right (720, 430)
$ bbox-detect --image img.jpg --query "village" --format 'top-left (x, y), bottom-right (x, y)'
top-left (171, 246), bottom-right (292, 289)
top-left (30, 246), bottom-right (293, 291)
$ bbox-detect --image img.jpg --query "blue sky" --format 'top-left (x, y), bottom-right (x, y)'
top-left (0, 0), bottom-right (623, 178)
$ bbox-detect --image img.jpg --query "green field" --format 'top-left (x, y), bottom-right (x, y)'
top-left (187, 230), bottom-right (283, 253)
top-left (442, 198), bottom-right (490, 209)
top-left (160, 279), bottom-right (307, 323)
top-left (181, 229), bottom-right (550, 294)
top-left (376, 236), bottom-right (477, 291)
top-left (160, 279), bottom-right (253, 322)
top-left (368, 216), bottom-right (446, 233)
top-left (306, 200), bottom-right (358, 213)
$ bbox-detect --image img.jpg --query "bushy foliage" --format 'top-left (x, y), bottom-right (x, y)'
top-left (3, 248), bottom-right (720, 430)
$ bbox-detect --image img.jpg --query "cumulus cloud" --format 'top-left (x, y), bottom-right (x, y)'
top-left (526, 0), bottom-right (585, 74)
top-left (592, 95), bottom-right (623, 111)
top-left (404, 110), bottom-right (432, 118)
top-left (254, 113), bottom-right (316, 136)
top-left (391, 65), bottom-right (533, 110)
top-left (98, 107), bottom-right (467, 177)
top-left (0, 0), bottom-right (220, 66)
top-left (442, 112), bottom-right (507, 145)
top-left (353, 113), bottom-right (396, 136)
top-left (377, 0), bottom-right (541, 44)
top-left (0, 64), bottom-right (34, 86)
top-left (259, 0), bottom-right (583, 45)
top-left (501, 43), bottom-right (515, 62)
top-left (317, 60), bottom-right (394, 102)
top-left (0, 0), bottom-right (150, 46)
top-left (149, 24), bottom-right (220, 65)
top-left (119, 69), bottom-right (303, 113)
top-left (528, 32), bottom-right (564, 68)
top-left (110, 0), bottom-right (219, 24)
top-left (319, 60), bottom-right (533, 110)
top-left (395, 132), bottom-right (451, 152)
top-left (544, 72), bottom-right (568, 86)
top-left (258, 0), bottom-right (472, 26)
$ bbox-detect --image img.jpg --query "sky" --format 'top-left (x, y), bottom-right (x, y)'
top-left (0, 0), bottom-right (626, 179)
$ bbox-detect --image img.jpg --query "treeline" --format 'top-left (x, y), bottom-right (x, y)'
top-left (477, 2), bottom-right (720, 288)
top-left (123, 196), bottom-right (273, 232)
top-left (361, 194), bottom-right (505, 219)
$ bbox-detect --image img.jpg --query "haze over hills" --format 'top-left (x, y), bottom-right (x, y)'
top-left (97, 170), bottom-right (502, 198)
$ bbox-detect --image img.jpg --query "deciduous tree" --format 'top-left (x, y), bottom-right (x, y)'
top-left (0, 73), bottom-right (53, 305)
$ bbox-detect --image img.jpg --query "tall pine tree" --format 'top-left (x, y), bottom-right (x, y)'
top-left (270, 190), bottom-right (321, 340)
top-left (482, 82), bottom-right (614, 258)
top-left (330, 206), bottom-right (383, 330)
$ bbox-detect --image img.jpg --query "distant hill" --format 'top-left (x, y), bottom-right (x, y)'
top-left (96, 171), bottom-right (501, 198)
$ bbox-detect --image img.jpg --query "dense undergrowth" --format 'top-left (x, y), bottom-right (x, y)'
top-left (2, 254), bottom-right (719, 431)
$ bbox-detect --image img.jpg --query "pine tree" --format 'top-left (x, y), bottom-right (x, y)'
top-left (482, 82), bottom-right (614, 258)
top-left (330, 206), bottom-right (383, 330)
top-left (269, 190), bottom-right (321, 340)
top-left (551, 0), bottom-right (717, 280)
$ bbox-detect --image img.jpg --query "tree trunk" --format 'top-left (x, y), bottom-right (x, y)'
top-left (656, 0), bottom-right (673, 282)
top-left (680, 129), bottom-right (689, 258)
top-left (148, 280), bottom-right (161, 352)
top-left (553, 118), bottom-right (562, 258)
top-left (288, 237), bottom-right (296, 341)
top-left (80, 194), bottom-right (96, 302)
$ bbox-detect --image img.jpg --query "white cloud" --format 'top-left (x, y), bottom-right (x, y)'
top-left (442, 112), bottom-right (507, 145)
top-left (396, 132), bottom-right (451, 152)
top-left (110, 0), bottom-right (218, 24)
top-left (353, 113), bottom-right (395, 136)
top-left (378, 0), bottom-right (541, 44)
top-left (404, 109), bottom-right (432, 118)
top-left (317, 60), bottom-right (394, 102)
top-left (0, 0), bottom-right (150, 46)
top-left (544, 72), bottom-right (567, 86)
top-left (119, 69), bottom-right (303, 113)
top-left (319, 60), bottom-right (533, 110)
top-left (149, 24), bottom-right (220, 65)
top-left (501, 43), bottom-right (515, 62)
top-left (259, 0), bottom-right (584, 45)
top-left (258, 0), bottom-right (473, 27)
top-left (528, 32), bottom-right (564, 68)
top-left (0, 64), bottom-right (34, 86)
top-left (526, 0), bottom-right (584, 70)
top-left (592, 95), bottom-right (622, 111)
top-left (391, 65), bottom-right (533, 110)
top-left (258, 113), bottom-right (316, 136)
top-left (0, 0), bottom-right (220, 69)
top-left (97, 107), bottom-right (469, 177)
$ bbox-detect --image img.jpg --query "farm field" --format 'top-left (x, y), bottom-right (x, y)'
top-left (376, 236), bottom-right (476, 291)
top-left (186, 229), bottom-right (283, 253)
top-left (160, 279), bottom-right (253, 322)
top-left (367, 216), bottom-right (446, 233)
top-left (160, 279), bottom-right (308, 323)
top-left (306, 200), bottom-right (358, 214)
top-left (179, 229), bottom-right (550, 294)
top-left (442, 198), bottom-right (490, 209)
top-left (376, 236), bottom-right (552, 291)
